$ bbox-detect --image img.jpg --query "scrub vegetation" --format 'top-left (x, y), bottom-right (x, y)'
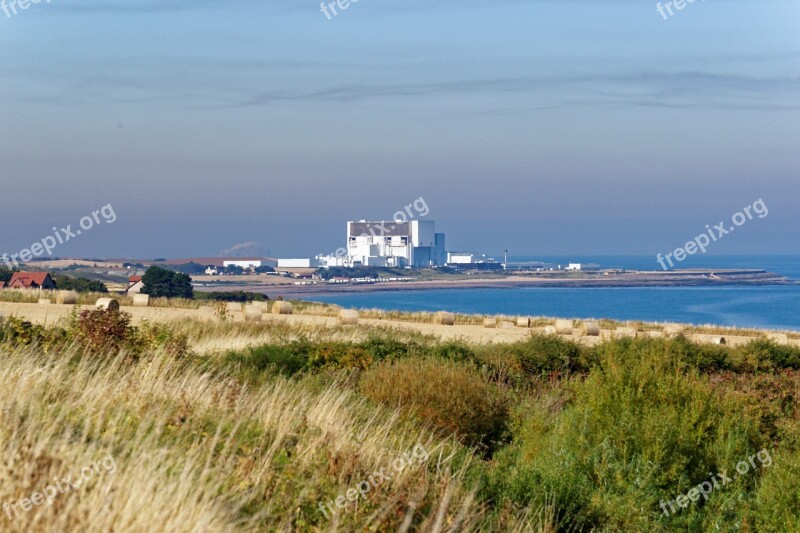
top-left (1, 302), bottom-right (799, 532)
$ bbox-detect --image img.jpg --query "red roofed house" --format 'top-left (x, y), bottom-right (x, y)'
top-left (127, 275), bottom-right (144, 294)
top-left (7, 272), bottom-right (56, 290)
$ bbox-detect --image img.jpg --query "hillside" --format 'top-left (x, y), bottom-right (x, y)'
top-left (0, 295), bottom-right (798, 531)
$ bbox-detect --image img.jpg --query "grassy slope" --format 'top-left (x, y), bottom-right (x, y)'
top-left (1, 308), bottom-right (800, 532)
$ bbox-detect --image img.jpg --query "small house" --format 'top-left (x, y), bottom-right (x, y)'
top-left (127, 275), bottom-right (144, 294)
top-left (7, 272), bottom-right (56, 290)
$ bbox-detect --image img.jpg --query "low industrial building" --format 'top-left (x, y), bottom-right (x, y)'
top-left (277, 258), bottom-right (312, 268)
top-left (223, 259), bottom-right (262, 270)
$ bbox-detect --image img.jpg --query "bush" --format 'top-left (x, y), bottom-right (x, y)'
top-left (668, 335), bottom-right (734, 372)
top-left (429, 341), bottom-right (473, 362)
top-left (738, 339), bottom-right (800, 371)
top-left (194, 291), bottom-right (269, 303)
top-left (0, 316), bottom-right (68, 353)
top-left (134, 322), bottom-right (192, 358)
top-left (360, 358), bottom-right (509, 451)
top-left (52, 274), bottom-right (108, 293)
top-left (71, 309), bottom-right (193, 359)
top-left (222, 344), bottom-right (307, 381)
top-left (72, 309), bottom-right (134, 353)
top-left (360, 336), bottom-right (420, 361)
top-left (751, 447), bottom-right (800, 531)
top-left (506, 334), bottom-right (589, 377)
top-left (306, 342), bottom-right (374, 370)
top-left (488, 338), bottom-right (764, 531)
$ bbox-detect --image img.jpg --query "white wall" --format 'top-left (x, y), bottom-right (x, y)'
top-left (277, 259), bottom-right (311, 268)
top-left (223, 260), bottom-right (262, 269)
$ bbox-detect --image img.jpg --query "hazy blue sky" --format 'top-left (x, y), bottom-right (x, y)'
top-left (1, 0), bottom-right (798, 260)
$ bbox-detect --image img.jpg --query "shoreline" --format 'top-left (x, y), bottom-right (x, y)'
top-left (194, 269), bottom-right (795, 300)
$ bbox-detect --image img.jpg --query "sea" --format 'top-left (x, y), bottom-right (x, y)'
top-left (307, 255), bottom-right (800, 331)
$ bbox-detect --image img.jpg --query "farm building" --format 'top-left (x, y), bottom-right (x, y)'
top-left (127, 275), bottom-right (144, 294)
top-left (6, 272), bottom-right (56, 290)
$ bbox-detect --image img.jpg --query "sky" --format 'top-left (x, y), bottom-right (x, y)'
top-left (1, 0), bottom-right (799, 261)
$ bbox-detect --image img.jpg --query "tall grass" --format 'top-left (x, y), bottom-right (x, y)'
top-left (0, 344), bottom-right (542, 531)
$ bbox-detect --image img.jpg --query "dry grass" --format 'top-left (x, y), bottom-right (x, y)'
top-left (0, 344), bottom-right (542, 531)
top-left (3, 295), bottom-right (798, 353)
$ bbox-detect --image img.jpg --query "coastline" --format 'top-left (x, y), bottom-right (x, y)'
top-left (194, 269), bottom-right (795, 300)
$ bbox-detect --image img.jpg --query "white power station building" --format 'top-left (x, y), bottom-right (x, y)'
top-left (319, 220), bottom-right (446, 268)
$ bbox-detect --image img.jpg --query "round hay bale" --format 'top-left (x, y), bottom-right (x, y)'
top-left (433, 311), bottom-right (455, 326)
top-left (554, 319), bottom-right (574, 335)
top-left (38, 298), bottom-right (52, 305)
top-left (768, 333), bottom-right (789, 345)
top-left (663, 324), bottom-right (685, 337)
top-left (543, 326), bottom-right (557, 335)
top-left (614, 326), bottom-right (638, 338)
top-left (132, 294), bottom-right (150, 307)
top-left (244, 305), bottom-right (263, 322)
top-left (499, 320), bottom-right (515, 329)
top-left (56, 290), bottom-right (79, 305)
top-left (96, 298), bottom-right (120, 311)
top-left (516, 316), bottom-right (531, 328)
top-left (272, 301), bottom-right (293, 315)
top-left (483, 318), bottom-right (497, 329)
top-left (339, 309), bottom-right (359, 325)
top-left (580, 321), bottom-right (600, 337)
top-left (226, 302), bottom-right (243, 313)
top-left (251, 300), bottom-right (272, 310)
top-left (710, 336), bottom-right (727, 345)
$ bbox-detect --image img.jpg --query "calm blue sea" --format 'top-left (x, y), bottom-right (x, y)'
top-left (308, 256), bottom-right (800, 331)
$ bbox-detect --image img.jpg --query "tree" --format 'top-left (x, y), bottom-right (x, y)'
top-left (224, 265), bottom-right (245, 275)
top-left (141, 266), bottom-right (193, 298)
top-left (0, 266), bottom-right (17, 283)
top-left (170, 262), bottom-right (207, 275)
top-left (52, 274), bottom-right (108, 293)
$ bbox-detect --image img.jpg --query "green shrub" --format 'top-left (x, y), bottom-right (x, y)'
top-left (506, 334), bottom-right (589, 377)
top-left (360, 357), bottom-right (509, 451)
top-left (0, 316), bottom-right (68, 353)
top-left (306, 342), bottom-right (373, 370)
top-left (134, 321), bottom-right (192, 358)
top-left (51, 274), bottom-right (108, 293)
top-left (738, 339), bottom-right (800, 371)
top-left (667, 335), bottom-right (735, 372)
top-left (751, 447), bottom-right (800, 531)
top-left (488, 338), bottom-right (763, 531)
top-left (223, 344), bottom-right (307, 381)
top-left (429, 340), bottom-right (473, 362)
top-left (360, 336), bottom-right (419, 361)
top-left (194, 291), bottom-right (269, 303)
